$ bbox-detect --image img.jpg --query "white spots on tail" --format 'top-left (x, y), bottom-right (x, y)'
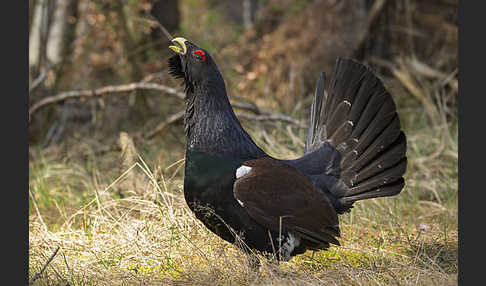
top-left (343, 100), bottom-right (351, 106)
top-left (237, 199), bottom-right (245, 207)
top-left (236, 165), bottom-right (252, 179)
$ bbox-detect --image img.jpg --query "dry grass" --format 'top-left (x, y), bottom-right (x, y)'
top-left (29, 103), bottom-right (457, 285)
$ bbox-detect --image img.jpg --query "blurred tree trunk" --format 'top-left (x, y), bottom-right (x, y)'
top-left (47, 0), bottom-right (73, 65)
top-left (138, 0), bottom-right (181, 52)
top-left (242, 0), bottom-right (255, 29)
top-left (150, 0), bottom-right (180, 36)
top-left (112, 0), bottom-right (143, 82)
top-left (110, 0), bottom-right (181, 75)
top-left (29, 0), bottom-right (36, 34)
top-left (29, 0), bottom-right (78, 87)
top-left (29, 0), bottom-right (79, 145)
top-left (208, 0), bottom-right (260, 30)
top-left (29, 0), bottom-right (48, 85)
top-left (354, 0), bottom-right (393, 75)
top-left (110, 0), bottom-right (147, 116)
top-left (110, 0), bottom-right (180, 117)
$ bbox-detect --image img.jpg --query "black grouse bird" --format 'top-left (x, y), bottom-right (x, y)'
top-left (168, 37), bottom-right (407, 261)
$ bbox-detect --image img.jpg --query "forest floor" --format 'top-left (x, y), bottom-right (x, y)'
top-left (28, 94), bottom-right (458, 285)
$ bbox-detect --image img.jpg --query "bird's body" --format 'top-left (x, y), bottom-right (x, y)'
top-left (168, 37), bottom-right (407, 261)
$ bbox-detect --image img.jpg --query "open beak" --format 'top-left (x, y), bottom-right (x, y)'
top-left (169, 37), bottom-right (188, 55)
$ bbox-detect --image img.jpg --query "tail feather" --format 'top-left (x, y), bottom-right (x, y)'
top-left (326, 101), bottom-right (352, 139)
top-left (323, 60), bottom-right (367, 126)
top-left (330, 120), bottom-right (353, 148)
top-left (346, 114), bottom-right (401, 174)
top-left (351, 95), bottom-right (393, 139)
top-left (346, 73), bottom-right (385, 125)
top-left (339, 103), bottom-right (397, 171)
top-left (340, 178), bottom-right (405, 205)
top-left (304, 58), bottom-right (407, 213)
top-left (350, 132), bottom-right (407, 185)
top-left (305, 73), bottom-right (326, 153)
top-left (347, 157), bottom-right (407, 196)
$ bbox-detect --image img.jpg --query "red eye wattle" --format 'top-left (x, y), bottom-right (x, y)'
top-left (193, 50), bottom-right (206, 62)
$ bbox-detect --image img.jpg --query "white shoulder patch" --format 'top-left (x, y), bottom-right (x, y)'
top-left (236, 165), bottom-right (252, 179)
top-left (237, 199), bottom-right (245, 207)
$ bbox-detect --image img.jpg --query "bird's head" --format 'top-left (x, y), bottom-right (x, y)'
top-left (168, 37), bottom-right (220, 94)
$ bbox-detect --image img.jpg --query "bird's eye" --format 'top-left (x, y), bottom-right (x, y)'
top-left (193, 50), bottom-right (206, 62)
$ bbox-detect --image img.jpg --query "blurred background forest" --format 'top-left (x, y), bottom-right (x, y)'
top-left (28, 0), bottom-right (457, 151)
top-left (29, 0), bottom-right (458, 285)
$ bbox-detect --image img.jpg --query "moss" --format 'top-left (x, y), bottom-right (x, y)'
top-left (294, 249), bottom-right (373, 269)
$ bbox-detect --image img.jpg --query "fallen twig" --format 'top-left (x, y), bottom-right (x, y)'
top-left (30, 82), bottom-right (307, 135)
top-left (230, 101), bottom-right (262, 114)
top-left (145, 109), bottom-right (307, 139)
top-left (145, 109), bottom-right (185, 139)
top-left (28, 83), bottom-right (267, 119)
top-left (235, 113), bottom-right (306, 129)
top-left (30, 246), bottom-right (60, 284)
top-left (29, 62), bottom-right (59, 96)
top-left (133, 16), bottom-right (174, 41)
top-left (28, 82), bottom-right (185, 118)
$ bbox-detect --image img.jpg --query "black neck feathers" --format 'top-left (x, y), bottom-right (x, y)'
top-left (185, 73), bottom-right (264, 160)
top-left (169, 54), bottom-right (264, 159)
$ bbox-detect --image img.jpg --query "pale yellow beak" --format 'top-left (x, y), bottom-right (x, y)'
top-left (169, 37), bottom-right (188, 55)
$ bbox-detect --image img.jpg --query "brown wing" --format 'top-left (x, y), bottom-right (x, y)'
top-left (233, 158), bottom-right (341, 246)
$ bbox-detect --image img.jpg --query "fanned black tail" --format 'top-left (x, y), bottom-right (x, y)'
top-left (305, 58), bottom-right (407, 212)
